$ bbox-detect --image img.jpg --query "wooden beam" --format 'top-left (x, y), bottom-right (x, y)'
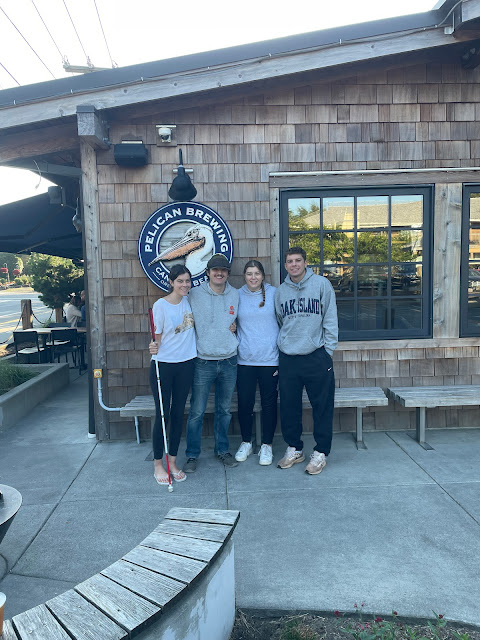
top-left (270, 168), bottom-right (480, 188)
top-left (433, 183), bottom-right (462, 339)
top-left (0, 123), bottom-right (78, 164)
top-left (77, 105), bottom-right (110, 149)
top-left (0, 26), bottom-right (474, 130)
top-left (80, 140), bottom-right (109, 440)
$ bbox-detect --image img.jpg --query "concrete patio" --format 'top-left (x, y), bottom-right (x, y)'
top-left (1, 371), bottom-right (480, 626)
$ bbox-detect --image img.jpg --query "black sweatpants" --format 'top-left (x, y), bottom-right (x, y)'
top-left (278, 347), bottom-right (335, 455)
top-left (237, 365), bottom-right (278, 444)
top-left (149, 358), bottom-right (195, 459)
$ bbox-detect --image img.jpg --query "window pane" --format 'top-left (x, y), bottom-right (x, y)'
top-left (323, 197), bottom-right (354, 230)
top-left (468, 265), bottom-right (480, 293)
top-left (392, 299), bottom-right (422, 329)
top-left (357, 231), bottom-right (388, 262)
top-left (357, 196), bottom-right (388, 229)
top-left (391, 195), bottom-right (423, 228)
top-left (466, 297), bottom-right (480, 331)
top-left (288, 198), bottom-right (320, 230)
top-left (357, 265), bottom-right (388, 296)
top-left (392, 264), bottom-right (422, 295)
top-left (358, 300), bottom-right (388, 330)
top-left (323, 231), bottom-right (354, 263)
top-left (470, 193), bottom-right (480, 223)
top-left (337, 300), bottom-right (355, 331)
top-left (391, 230), bottom-right (423, 262)
top-left (289, 233), bottom-right (320, 263)
top-left (324, 265), bottom-right (354, 296)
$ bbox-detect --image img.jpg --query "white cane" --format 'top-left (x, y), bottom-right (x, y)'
top-left (149, 308), bottom-right (173, 492)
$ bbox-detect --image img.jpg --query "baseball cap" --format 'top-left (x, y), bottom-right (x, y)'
top-left (206, 253), bottom-right (231, 270)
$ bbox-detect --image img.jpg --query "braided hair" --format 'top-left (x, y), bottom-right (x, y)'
top-left (243, 260), bottom-right (266, 307)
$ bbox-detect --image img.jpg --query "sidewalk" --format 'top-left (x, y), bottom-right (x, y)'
top-left (1, 373), bottom-right (480, 626)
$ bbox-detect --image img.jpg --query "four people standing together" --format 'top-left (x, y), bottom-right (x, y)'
top-left (149, 246), bottom-right (338, 486)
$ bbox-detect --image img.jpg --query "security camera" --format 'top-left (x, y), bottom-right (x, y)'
top-left (157, 126), bottom-right (172, 143)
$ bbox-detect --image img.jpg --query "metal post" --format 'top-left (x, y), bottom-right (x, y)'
top-left (20, 299), bottom-right (33, 329)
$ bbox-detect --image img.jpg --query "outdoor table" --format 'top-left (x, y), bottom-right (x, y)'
top-left (0, 484), bottom-right (22, 546)
top-left (13, 327), bottom-right (87, 369)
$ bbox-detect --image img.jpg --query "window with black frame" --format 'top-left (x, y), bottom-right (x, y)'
top-left (460, 186), bottom-right (480, 336)
top-left (281, 187), bottom-right (432, 340)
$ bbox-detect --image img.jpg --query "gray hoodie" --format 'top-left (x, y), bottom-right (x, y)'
top-left (188, 281), bottom-right (239, 360)
top-left (275, 267), bottom-right (338, 356)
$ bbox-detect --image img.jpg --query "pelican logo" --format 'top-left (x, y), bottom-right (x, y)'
top-left (138, 201), bottom-right (234, 291)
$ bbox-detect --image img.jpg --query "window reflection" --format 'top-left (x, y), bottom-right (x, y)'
top-left (357, 266), bottom-right (388, 296)
top-left (468, 265), bottom-right (480, 293)
top-left (392, 299), bottom-right (422, 329)
top-left (337, 301), bottom-right (355, 330)
top-left (285, 187), bottom-right (429, 337)
top-left (289, 233), bottom-right (320, 263)
top-left (392, 264), bottom-right (422, 295)
top-left (357, 231), bottom-right (388, 262)
top-left (323, 232), bottom-right (354, 263)
top-left (324, 265), bottom-right (354, 296)
top-left (391, 195), bottom-right (423, 228)
top-left (391, 230), bottom-right (423, 262)
top-left (357, 196), bottom-right (388, 229)
top-left (323, 197), bottom-right (354, 230)
top-left (288, 198), bottom-right (320, 230)
top-left (470, 194), bottom-right (480, 223)
top-left (358, 300), bottom-right (388, 330)
top-left (467, 297), bottom-right (480, 330)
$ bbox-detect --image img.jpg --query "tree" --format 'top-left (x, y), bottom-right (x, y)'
top-left (28, 254), bottom-right (84, 310)
top-left (0, 252), bottom-right (23, 277)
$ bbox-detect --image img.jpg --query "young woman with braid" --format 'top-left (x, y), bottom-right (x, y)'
top-left (235, 260), bottom-right (279, 465)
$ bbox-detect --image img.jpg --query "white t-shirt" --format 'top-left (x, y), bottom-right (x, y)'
top-left (151, 297), bottom-right (196, 363)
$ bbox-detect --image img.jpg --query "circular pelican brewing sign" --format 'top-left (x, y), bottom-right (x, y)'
top-left (138, 201), bottom-right (234, 292)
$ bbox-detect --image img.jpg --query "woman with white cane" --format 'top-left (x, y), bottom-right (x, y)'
top-left (149, 264), bottom-right (196, 487)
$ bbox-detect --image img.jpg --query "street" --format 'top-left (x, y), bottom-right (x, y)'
top-left (0, 288), bottom-right (53, 344)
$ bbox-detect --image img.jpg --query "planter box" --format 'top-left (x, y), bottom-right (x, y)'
top-left (0, 363), bottom-right (69, 431)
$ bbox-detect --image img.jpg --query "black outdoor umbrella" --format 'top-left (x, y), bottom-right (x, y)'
top-left (0, 191), bottom-right (82, 259)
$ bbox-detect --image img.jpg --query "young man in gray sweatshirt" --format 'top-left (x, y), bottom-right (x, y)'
top-left (274, 246), bottom-right (338, 475)
top-left (183, 253), bottom-right (240, 472)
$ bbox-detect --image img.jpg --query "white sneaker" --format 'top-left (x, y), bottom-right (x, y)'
top-left (305, 451), bottom-right (327, 475)
top-left (235, 441), bottom-right (253, 462)
top-left (258, 444), bottom-right (273, 466)
top-left (277, 446), bottom-right (305, 469)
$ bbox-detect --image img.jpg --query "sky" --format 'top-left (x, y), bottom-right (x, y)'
top-left (0, 0), bottom-right (437, 205)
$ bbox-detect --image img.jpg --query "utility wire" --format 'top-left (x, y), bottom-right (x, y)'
top-left (0, 60), bottom-right (20, 85)
top-left (31, 0), bottom-right (69, 66)
top-left (0, 6), bottom-right (56, 79)
top-left (93, 0), bottom-right (117, 68)
top-left (62, 0), bottom-right (90, 65)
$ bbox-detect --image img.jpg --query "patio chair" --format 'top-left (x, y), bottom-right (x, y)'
top-left (13, 331), bottom-right (49, 364)
top-left (50, 329), bottom-right (81, 368)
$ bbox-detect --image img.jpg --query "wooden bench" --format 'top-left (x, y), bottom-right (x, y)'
top-left (121, 387), bottom-right (388, 450)
top-left (121, 390), bottom-right (262, 446)
top-left (387, 385), bottom-right (480, 450)
top-left (4, 507), bottom-right (240, 640)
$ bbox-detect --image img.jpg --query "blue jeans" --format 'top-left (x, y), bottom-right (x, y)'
top-left (185, 356), bottom-right (237, 458)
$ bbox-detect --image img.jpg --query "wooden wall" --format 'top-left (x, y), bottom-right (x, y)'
top-left (93, 59), bottom-right (480, 439)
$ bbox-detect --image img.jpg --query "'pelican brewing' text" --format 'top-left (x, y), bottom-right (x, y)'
top-left (138, 201), bottom-right (234, 292)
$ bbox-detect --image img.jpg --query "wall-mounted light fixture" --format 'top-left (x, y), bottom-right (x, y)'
top-left (114, 140), bottom-right (148, 167)
top-left (156, 124), bottom-right (177, 146)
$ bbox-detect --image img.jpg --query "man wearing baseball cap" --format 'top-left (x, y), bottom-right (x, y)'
top-left (183, 253), bottom-right (240, 472)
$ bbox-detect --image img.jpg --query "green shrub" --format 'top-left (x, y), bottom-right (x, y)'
top-left (0, 361), bottom-right (38, 395)
top-left (14, 275), bottom-right (31, 287)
